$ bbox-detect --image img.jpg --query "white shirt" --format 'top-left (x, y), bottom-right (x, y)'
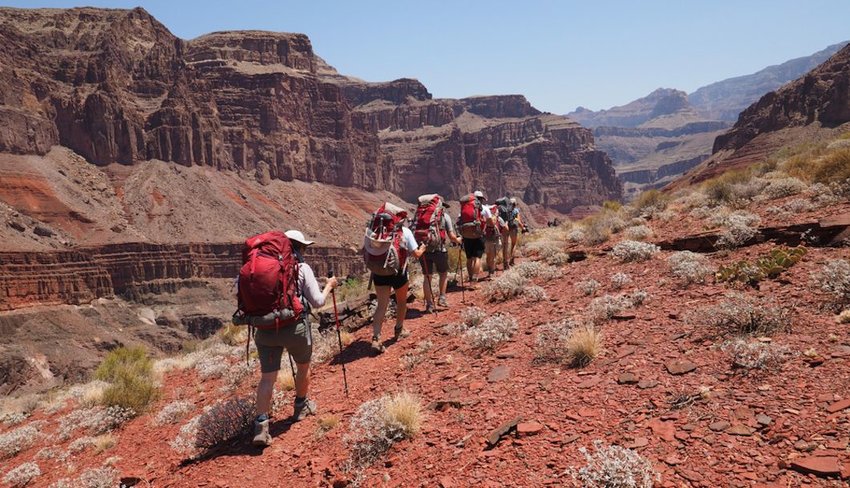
top-left (296, 263), bottom-right (325, 308)
top-left (481, 204), bottom-right (493, 219)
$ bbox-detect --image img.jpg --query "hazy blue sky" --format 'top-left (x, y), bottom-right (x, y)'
top-left (7, 1), bottom-right (850, 113)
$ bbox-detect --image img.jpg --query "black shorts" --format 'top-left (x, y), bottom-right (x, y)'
top-left (372, 271), bottom-right (409, 290)
top-left (420, 251), bottom-right (449, 274)
top-left (462, 237), bottom-right (485, 259)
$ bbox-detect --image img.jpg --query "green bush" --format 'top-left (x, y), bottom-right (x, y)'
top-left (631, 189), bottom-right (668, 214)
top-left (95, 347), bottom-right (159, 414)
top-left (702, 169), bottom-right (752, 204)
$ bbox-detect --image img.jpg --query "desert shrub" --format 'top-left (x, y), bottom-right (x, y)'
top-left (194, 397), bottom-right (255, 450)
top-left (610, 272), bottom-right (632, 290)
top-left (566, 326), bottom-right (603, 367)
top-left (336, 276), bottom-right (368, 302)
top-left (836, 309), bottom-right (850, 324)
top-left (93, 434), bottom-right (116, 454)
top-left (546, 251), bottom-right (573, 266)
top-left (668, 251), bottom-right (713, 286)
top-left (588, 294), bottom-right (631, 323)
top-left (603, 200), bottom-right (622, 211)
top-left (567, 228), bottom-right (585, 243)
top-left (632, 189), bottom-right (668, 216)
top-left (57, 406), bottom-right (135, 440)
top-left (691, 294), bottom-right (790, 336)
top-left (581, 210), bottom-right (626, 245)
top-left (68, 436), bottom-right (96, 454)
top-left (811, 147), bottom-right (850, 184)
top-left (170, 415), bottom-right (201, 455)
top-left (463, 314), bottom-right (518, 350)
top-left (1, 412), bottom-right (27, 426)
top-left (723, 340), bottom-right (789, 371)
top-left (611, 240), bottom-right (659, 262)
top-left (155, 400), bottom-right (194, 426)
top-left (3, 462), bottom-right (40, 487)
top-left (629, 290), bottom-right (649, 306)
top-left (576, 278), bottom-right (601, 296)
top-left (761, 177), bottom-right (807, 200)
top-left (345, 392), bottom-right (422, 469)
top-left (461, 307), bottom-right (487, 328)
top-left (703, 169), bottom-right (754, 204)
top-left (813, 259), bottom-right (850, 306)
top-left (524, 285), bottom-right (548, 302)
top-left (523, 239), bottom-right (562, 260)
top-left (512, 261), bottom-right (560, 280)
top-left (218, 324), bottom-right (247, 346)
top-left (715, 211), bottom-right (761, 249)
top-left (573, 440), bottom-right (657, 488)
top-left (484, 269), bottom-right (527, 302)
top-left (56, 467), bottom-right (118, 488)
top-left (623, 225), bottom-right (653, 241)
top-left (534, 319), bottom-right (577, 363)
top-left (717, 246), bottom-right (807, 287)
top-left (96, 346), bottom-right (158, 414)
top-left (0, 425), bottom-right (39, 459)
top-left (195, 354), bottom-right (230, 379)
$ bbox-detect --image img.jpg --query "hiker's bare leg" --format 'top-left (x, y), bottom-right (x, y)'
top-left (422, 272), bottom-right (434, 305)
top-left (372, 285), bottom-right (392, 339)
top-left (466, 256), bottom-right (475, 281)
top-left (486, 246), bottom-right (496, 275)
top-left (395, 283), bottom-right (409, 329)
top-left (255, 370), bottom-right (278, 417)
top-left (294, 362), bottom-right (310, 399)
top-left (502, 233), bottom-right (510, 269)
top-left (510, 230), bottom-right (519, 263)
top-left (438, 271), bottom-right (449, 296)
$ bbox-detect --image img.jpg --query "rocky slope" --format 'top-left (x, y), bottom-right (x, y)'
top-left (678, 42), bottom-right (850, 186)
top-left (0, 6), bottom-right (620, 217)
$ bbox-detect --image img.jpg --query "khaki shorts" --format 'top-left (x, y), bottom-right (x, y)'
top-left (485, 238), bottom-right (501, 254)
top-left (254, 319), bottom-right (312, 372)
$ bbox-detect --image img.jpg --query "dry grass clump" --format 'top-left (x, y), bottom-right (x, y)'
top-left (813, 259), bottom-right (850, 307)
top-left (786, 146), bottom-right (850, 185)
top-left (344, 392), bottom-right (423, 469)
top-left (668, 251), bottom-right (714, 286)
top-left (572, 440), bottom-right (657, 488)
top-left (587, 292), bottom-right (648, 324)
top-left (95, 346), bottom-right (159, 414)
top-left (0, 425), bottom-right (39, 459)
top-left (535, 320), bottom-right (602, 368)
top-left (194, 397), bottom-right (255, 450)
top-left (567, 326), bottom-right (603, 367)
top-left (723, 339), bottom-right (789, 372)
top-left (463, 313), bottom-right (518, 350)
top-left (837, 309), bottom-right (850, 324)
top-left (3, 461), bottom-right (41, 487)
top-left (576, 278), bottom-right (601, 296)
top-left (691, 294), bottom-right (791, 336)
top-left (631, 189), bottom-right (669, 217)
top-left (316, 415), bottom-right (340, 436)
top-left (581, 211), bottom-right (625, 245)
top-left (49, 467), bottom-right (118, 488)
top-left (218, 324), bottom-right (247, 346)
top-left (623, 224), bottom-right (653, 241)
top-left (484, 269), bottom-right (527, 302)
top-left (276, 367), bottom-right (295, 391)
top-left (611, 240), bottom-right (659, 262)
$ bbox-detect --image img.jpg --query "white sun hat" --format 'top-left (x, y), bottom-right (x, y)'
top-left (284, 229), bottom-right (314, 246)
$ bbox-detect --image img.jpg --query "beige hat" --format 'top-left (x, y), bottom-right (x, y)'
top-left (510, 197), bottom-right (517, 204)
top-left (473, 190), bottom-right (487, 201)
top-left (284, 229), bottom-right (314, 246)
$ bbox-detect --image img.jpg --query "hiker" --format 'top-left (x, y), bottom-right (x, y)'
top-left (249, 230), bottom-right (338, 447)
top-left (364, 202), bottom-right (427, 353)
top-left (457, 190), bottom-right (492, 285)
top-left (502, 197), bottom-right (526, 267)
top-left (412, 194), bottom-right (462, 313)
top-left (483, 203), bottom-right (508, 278)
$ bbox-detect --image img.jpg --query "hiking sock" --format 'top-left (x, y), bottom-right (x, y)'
top-left (294, 396), bottom-right (306, 405)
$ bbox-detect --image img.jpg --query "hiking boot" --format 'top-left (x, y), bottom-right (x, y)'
top-left (292, 398), bottom-right (317, 422)
top-left (371, 336), bottom-right (386, 354)
top-left (394, 324), bottom-right (410, 340)
top-left (438, 295), bottom-right (448, 308)
top-left (252, 419), bottom-right (272, 447)
top-left (425, 303), bottom-right (436, 314)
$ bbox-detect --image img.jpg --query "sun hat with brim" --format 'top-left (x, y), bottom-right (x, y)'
top-left (284, 230), bottom-right (314, 246)
top-left (473, 190), bottom-right (487, 201)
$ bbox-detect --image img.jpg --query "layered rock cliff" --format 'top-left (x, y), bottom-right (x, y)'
top-left (0, 6), bottom-right (620, 213)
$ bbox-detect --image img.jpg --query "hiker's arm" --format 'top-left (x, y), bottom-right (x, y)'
top-left (411, 242), bottom-right (427, 259)
top-left (301, 265), bottom-right (337, 308)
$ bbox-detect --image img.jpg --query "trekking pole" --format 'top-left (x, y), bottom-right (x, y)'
top-left (457, 244), bottom-right (465, 303)
top-left (328, 270), bottom-right (349, 396)
top-left (287, 353), bottom-right (296, 382)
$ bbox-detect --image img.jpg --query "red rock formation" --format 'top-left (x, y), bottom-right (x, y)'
top-left (0, 242), bottom-right (364, 311)
top-left (0, 6), bottom-right (620, 212)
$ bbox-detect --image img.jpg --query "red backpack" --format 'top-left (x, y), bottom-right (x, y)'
top-left (413, 194), bottom-right (446, 251)
top-left (235, 231), bottom-right (304, 329)
top-left (458, 194), bottom-right (484, 239)
top-left (364, 202), bottom-right (408, 276)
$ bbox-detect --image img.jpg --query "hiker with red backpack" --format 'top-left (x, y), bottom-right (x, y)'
top-left (483, 202), bottom-right (509, 278)
top-left (457, 190), bottom-right (493, 285)
top-left (412, 194), bottom-right (462, 313)
top-left (364, 202), bottom-right (427, 353)
top-left (233, 229), bottom-right (338, 447)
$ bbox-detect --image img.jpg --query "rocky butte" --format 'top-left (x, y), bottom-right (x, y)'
top-left (0, 6), bottom-right (620, 224)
